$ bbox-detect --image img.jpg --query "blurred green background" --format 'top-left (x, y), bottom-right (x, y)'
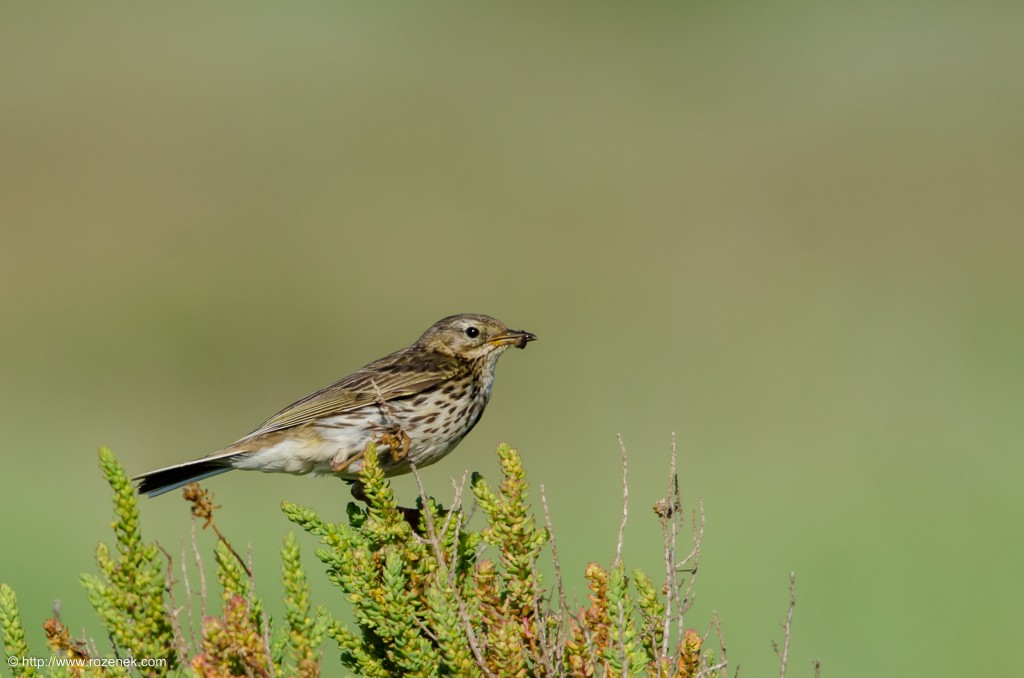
top-left (2, 2), bottom-right (1022, 675)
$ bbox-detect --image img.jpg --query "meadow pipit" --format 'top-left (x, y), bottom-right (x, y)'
top-left (134, 314), bottom-right (535, 496)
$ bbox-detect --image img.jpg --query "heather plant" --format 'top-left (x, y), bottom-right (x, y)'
top-left (1, 440), bottom-right (807, 677)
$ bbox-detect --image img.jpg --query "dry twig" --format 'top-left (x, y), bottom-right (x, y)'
top-left (189, 517), bottom-right (207, 620)
top-left (773, 572), bottom-right (797, 678)
top-left (539, 484), bottom-right (568, 621)
top-left (614, 434), bottom-right (630, 569)
top-left (182, 483), bottom-right (252, 578)
top-left (156, 541), bottom-right (189, 661)
top-left (180, 536), bottom-right (198, 651)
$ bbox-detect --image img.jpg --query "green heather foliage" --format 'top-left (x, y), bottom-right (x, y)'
top-left (79, 447), bottom-right (177, 671)
top-left (279, 532), bottom-right (327, 677)
top-left (1, 443), bottom-right (728, 677)
top-left (1, 584), bottom-right (37, 678)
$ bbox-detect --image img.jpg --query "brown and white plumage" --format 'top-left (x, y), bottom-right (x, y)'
top-left (134, 314), bottom-right (535, 497)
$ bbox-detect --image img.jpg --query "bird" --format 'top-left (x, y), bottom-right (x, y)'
top-left (134, 313), bottom-right (536, 497)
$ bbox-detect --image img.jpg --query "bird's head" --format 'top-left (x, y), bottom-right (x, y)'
top-left (419, 313), bottom-right (536, 361)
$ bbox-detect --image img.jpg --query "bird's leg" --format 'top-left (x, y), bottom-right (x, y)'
top-left (330, 440), bottom-right (369, 474)
top-left (329, 429), bottom-right (408, 475)
top-left (369, 378), bottom-right (412, 463)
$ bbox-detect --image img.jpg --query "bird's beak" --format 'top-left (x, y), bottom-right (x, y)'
top-left (490, 329), bottom-right (537, 350)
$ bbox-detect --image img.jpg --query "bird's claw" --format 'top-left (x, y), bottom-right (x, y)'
top-left (379, 429), bottom-right (411, 464)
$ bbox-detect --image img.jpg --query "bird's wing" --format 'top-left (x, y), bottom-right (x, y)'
top-left (238, 351), bottom-right (467, 440)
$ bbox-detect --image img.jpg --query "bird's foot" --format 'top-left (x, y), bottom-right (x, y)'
top-left (378, 429), bottom-right (411, 464)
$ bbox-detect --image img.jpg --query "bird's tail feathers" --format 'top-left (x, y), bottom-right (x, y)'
top-left (133, 453), bottom-right (240, 497)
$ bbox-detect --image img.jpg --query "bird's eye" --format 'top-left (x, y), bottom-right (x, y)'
top-left (465, 326), bottom-right (480, 339)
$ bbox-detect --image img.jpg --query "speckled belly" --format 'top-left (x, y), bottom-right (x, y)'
top-left (231, 387), bottom-right (489, 478)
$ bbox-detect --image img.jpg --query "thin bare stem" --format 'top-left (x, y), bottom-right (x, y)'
top-left (614, 434), bottom-right (634, 676)
top-left (369, 378), bottom-right (398, 428)
top-left (669, 434), bottom-right (686, 644)
top-left (658, 432), bottom-right (682, 660)
top-left (698, 661), bottom-right (729, 678)
top-left (527, 567), bottom-right (558, 676)
top-left (84, 635), bottom-right (100, 659)
top-left (677, 499), bottom-right (704, 573)
top-left (775, 572), bottom-right (796, 678)
top-left (156, 541), bottom-right (188, 662)
top-left (246, 544), bottom-right (256, 615)
top-left (457, 597), bottom-right (495, 678)
top-left (246, 543), bottom-right (274, 663)
top-left (190, 517), bottom-right (207, 620)
top-left (409, 464), bottom-right (445, 559)
top-left (539, 484), bottom-right (568, 618)
top-left (614, 433), bottom-right (629, 569)
top-left (706, 611), bottom-right (729, 677)
top-left (180, 537), bottom-right (197, 652)
top-left (679, 499), bottom-right (705, 617)
top-left (445, 471), bottom-right (470, 586)
top-left (213, 522), bottom-right (251, 577)
top-left (413, 616), bottom-right (441, 644)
